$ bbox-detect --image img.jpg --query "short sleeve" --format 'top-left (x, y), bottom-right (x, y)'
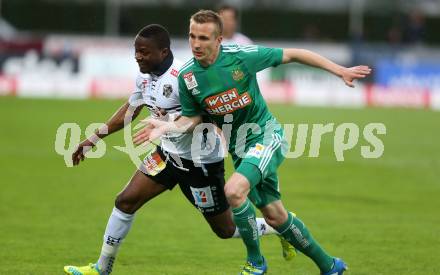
top-left (128, 92), bottom-right (143, 107)
top-left (240, 45), bottom-right (283, 74)
top-left (178, 75), bottom-right (202, 117)
top-left (128, 75), bottom-right (145, 107)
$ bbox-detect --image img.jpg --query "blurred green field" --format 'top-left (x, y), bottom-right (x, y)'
top-left (1, 97), bottom-right (439, 275)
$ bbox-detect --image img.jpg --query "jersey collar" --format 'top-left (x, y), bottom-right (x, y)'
top-left (151, 51), bottom-right (174, 76)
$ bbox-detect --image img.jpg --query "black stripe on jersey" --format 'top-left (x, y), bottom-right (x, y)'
top-left (146, 104), bottom-right (182, 111)
top-left (164, 106), bottom-right (182, 111)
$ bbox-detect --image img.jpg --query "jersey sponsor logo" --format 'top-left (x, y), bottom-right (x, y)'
top-left (143, 150), bottom-right (166, 176)
top-left (191, 88), bottom-right (200, 95)
top-left (246, 143), bottom-right (265, 159)
top-left (232, 68), bottom-right (244, 81)
top-left (170, 68), bottom-right (179, 77)
top-left (204, 88), bottom-right (252, 115)
top-left (163, 84), bottom-right (173, 97)
top-left (183, 71), bottom-right (198, 90)
top-left (190, 186), bottom-right (215, 208)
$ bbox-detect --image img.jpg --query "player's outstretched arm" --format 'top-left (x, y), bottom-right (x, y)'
top-left (72, 102), bottom-right (143, 166)
top-left (132, 115), bottom-right (202, 146)
top-left (281, 48), bottom-right (371, 87)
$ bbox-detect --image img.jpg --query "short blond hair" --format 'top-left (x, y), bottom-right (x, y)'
top-left (190, 9), bottom-right (223, 36)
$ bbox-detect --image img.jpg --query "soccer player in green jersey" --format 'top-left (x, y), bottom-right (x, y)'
top-left (134, 10), bottom-right (371, 275)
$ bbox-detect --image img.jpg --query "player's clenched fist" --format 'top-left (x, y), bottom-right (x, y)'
top-left (71, 139), bottom-right (95, 166)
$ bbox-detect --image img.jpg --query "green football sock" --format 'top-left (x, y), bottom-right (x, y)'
top-left (232, 199), bottom-right (263, 265)
top-left (276, 212), bottom-right (334, 273)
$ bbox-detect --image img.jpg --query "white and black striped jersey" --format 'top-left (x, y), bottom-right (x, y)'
top-left (128, 58), bottom-right (224, 163)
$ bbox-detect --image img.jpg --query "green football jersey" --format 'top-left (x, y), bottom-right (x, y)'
top-left (178, 44), bottom-right (283, 154)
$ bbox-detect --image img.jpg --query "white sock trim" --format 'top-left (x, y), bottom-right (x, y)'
top-left (112, 207), bottom-right (135, 221)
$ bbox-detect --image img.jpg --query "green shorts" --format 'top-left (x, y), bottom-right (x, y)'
top-left (232, 129), bottom-right (287, 208)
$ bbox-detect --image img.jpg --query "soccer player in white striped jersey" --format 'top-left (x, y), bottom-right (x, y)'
top-left (63, 24), bottom-right (294, 275)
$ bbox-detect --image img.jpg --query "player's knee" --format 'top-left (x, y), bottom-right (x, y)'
top-left (115, 193), bottom-right (138, 214)
top-left (212, 225), bottom-right (235, 239)
top-left (224, 184), bottom-right (246, 207)
top-left (263, 212), bottom-right (286, 228)
top-left (263, 216), bottom-right (278, 228)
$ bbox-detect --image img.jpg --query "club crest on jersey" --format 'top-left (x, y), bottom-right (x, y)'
top-left (163, 84), bottom-right (173, 97)
top-left (232, 69), bottom-right (244, 81)
top-left (183, 71), bottom-right (198, 90)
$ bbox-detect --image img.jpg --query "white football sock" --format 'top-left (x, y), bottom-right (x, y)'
top-left (232, 217), bottom-right (278, 238)
top-left (97, 207), bottom-right (134, 274)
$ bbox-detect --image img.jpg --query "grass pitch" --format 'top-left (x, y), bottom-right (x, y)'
top-left (1, 97), bottom-right (439, 274)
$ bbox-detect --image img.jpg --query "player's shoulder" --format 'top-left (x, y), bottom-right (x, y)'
top-left (135, 71), bottom-right (150, 86)
top-left (171, 58), bottom-right (184, 70)
top-left (164, 58), bottom-right (182, 79)
top-left (178, 57), bottom-right (196, 77)
top-left (221, 44), bottom-right (258, 57)
top-left (222, 44), bottom-right (258, 53)
top-left (136, 71), bottom-right (148, 78)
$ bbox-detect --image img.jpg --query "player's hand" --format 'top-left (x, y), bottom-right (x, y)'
top-left (72, 139), bottom-right (95, 166)
top-left (141, 117), bottom-right (169, 128)
top-left (133, 127), bottom-right (165, 145)
top-left (340, 65), bottom-right (371, 88)
top-left (132, 118), bottom-right (167, 145)
top-left (132, 126), bottom-right (153, 145)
